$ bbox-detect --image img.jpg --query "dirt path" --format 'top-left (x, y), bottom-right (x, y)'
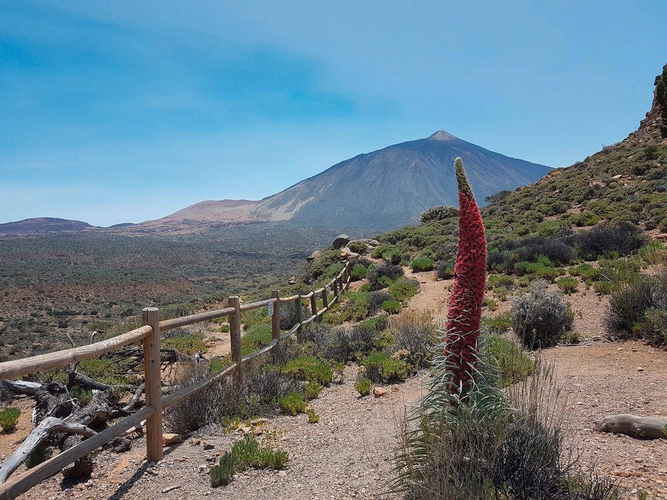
top-left (4, 272), bottom-right (667, 499)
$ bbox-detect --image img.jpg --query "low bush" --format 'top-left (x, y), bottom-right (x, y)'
top-left (245, 369), bottom-right (303, 406)
top-left (390, 311), bottom-right (436, 370)
top-left (277, 391), bottom-right (306, 416)
top-left (306, 408), bottom-right (320, 424)
top-left (348, 241), bottom-right (368, 254)
top-left (240, 325), bottom-right (273, 356)
top-left (368, 291), bottom-right (392, 314)
top-left (350, 264), bottom-right (368, 281)
top-left (210, 435), bottom-right (288, 487)
top-left (420, 205), bottom-right (459, 223)
top-left (511, 280), bottom-right (574, 349)
top-left (354, 378), bottom-right (372, 396)
top-left (481, 334), bottom-right (535, 388)
top-left (569, 222), bottom-right (645, 260)
top-left (434, 260), bottom-right (455, 279)
top-left (410, 257), bottom-right (435, 272)
top-left (382, 300), bottom-right (402, 314)
top-left (304, 381), bottom-right (323, 400)
top-left (367, 263), bottom-right (404, 291)
top-left (0, 407), bottom-right (20, 432)
top-left (282, 355), bottom-right (333, 386)
top-left (604, 274), bottom-right (667, 344)
top-left (569, 263), bottom-right (603, 281)
top-left (363, 351), bottom-right (408, 384)
top-left (486, 274), bottom-right (516, 290)
top-left (481, 312), bottom-right (511, 334)
top-left (388, 278), bottom-right (420, 302)
top-left (556, 276), bottom-right (579, 294)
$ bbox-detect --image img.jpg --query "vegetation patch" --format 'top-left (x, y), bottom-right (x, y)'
top-left (210, 435), bottom-right (288, 487)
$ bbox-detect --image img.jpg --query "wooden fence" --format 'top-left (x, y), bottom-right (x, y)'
top-left (0, 262), bottom-right (352, 498)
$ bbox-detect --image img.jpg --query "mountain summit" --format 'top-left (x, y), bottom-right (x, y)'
top-left (428, 130), bottom-right (459, 141)
top-left (146, 132), bottom-right (551, 233)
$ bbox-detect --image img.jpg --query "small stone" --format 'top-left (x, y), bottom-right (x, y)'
top-left (163, 433), bottom-right (183, 446)
top-left (638, 367), bottom-right (644, 371)
top-left (190, 439), bottom-right (201, 446)
top-left (373, 387), bottom-right (389, 398)
top-left (203, 443), bottom-right (214, 450)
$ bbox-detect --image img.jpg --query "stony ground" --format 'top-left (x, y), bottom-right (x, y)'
top-left (2, 271), bottom-right (667, 499)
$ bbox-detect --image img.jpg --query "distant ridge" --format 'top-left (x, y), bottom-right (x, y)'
top-left (0, 217), bottom-right (97, 235)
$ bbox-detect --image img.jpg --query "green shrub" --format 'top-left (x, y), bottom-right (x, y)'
top-left (209, 357), bottom-right (231, 374)
top-left (304, 381), bottom-right (323, 400)
top-left (0, 407), bottom-right (20, 432)
top-left (162, 334), bottom-right (207, 355)
top-left (410, 257), bottom-right (435, 272)
top-left (241, 324), bottom-right (273, 356)
top-left (69, 386), bottom-right (93, 406)
top-left (371, 244), bottom-right (395, 259)
top-left (486, 274), bottom-right (516, 290)
top-left (481, 312), bottom-right (511, 334)
top-left (511, 280), bottom-right (574, 349)
top-left (307, 408), bottom-right (320, 424)
top-left (324, 291), bottom-right (370, 324)
top-left (568, 263), bottom-right (603, 281)
top-left (481, 334), bottom-right (535, 388)
top-left (355, 378), bottom-right (372, 396)
top-left (278, 391), bottom-right (307, 416)
top-left (350, 264), bottom-right (368, 281)
top-left (282, 355), bottom-right (333, 386)
top-left (348, 241), bottom-right (368, 254)
top-left (363, 351), bottom-right (408, 383)
top-left (382, 300), bottom-right (402, 314)
top-left (420, 205), bottom-right (459, 223)
top-left (556, 277), bottom-right (579, 294)
top-left (388, 278), bottom-right (420, 302)
top-left (210, 435), bottom-right (288, 487)
top-left (385, 250), bottom-right (404, 265)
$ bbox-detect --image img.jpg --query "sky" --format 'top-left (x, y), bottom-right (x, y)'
top-left (1, 1), bottom-right (666, 227)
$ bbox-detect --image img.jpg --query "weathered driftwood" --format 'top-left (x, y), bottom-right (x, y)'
top-left (0, 417), bottom-right (96, 483)
top-left (595, 414), bottom-right (667, 439)
top-left (1, 380), bottom-right (42, 396)
top-left (68, 371), bottom-right (134, 392)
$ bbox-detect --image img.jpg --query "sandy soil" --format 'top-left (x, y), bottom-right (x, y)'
top-left (3, 271), bottom-right (667, 499)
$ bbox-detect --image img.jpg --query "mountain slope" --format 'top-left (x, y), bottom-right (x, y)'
top-left (146, 131), bottom-right (550, 234)
top-left (248, 131), bottom-right (550, 231)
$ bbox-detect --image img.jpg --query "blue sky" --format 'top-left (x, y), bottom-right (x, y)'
top-left (1, 1), bottom-right (665, 226)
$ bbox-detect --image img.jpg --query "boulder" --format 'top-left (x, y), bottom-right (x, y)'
top-left (332, 234), bottom-right (351, 249)
top-left (307, 250), bottom-right (323, 262)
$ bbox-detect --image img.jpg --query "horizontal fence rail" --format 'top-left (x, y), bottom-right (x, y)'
top-left (0, 261), bottom-right (351, 498)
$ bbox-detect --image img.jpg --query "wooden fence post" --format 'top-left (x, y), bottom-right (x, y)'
top-left (271, 291), bottom-right (280, 341)
top-left (229, 296), bottom-right (242, 383)
top-left (322, 286), bottom-right (329, 311)
top-left (141, 307), bottom-right (163, 462)
top-left (295, 295), bottom-right (303, 341)
top-left (310, 293), bottom-right (317, 323)
top-left (332, 277), bottom-right (339, 297)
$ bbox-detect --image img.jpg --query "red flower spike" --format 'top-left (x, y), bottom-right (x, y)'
top-left (444, 157), bottom-right (487, 392)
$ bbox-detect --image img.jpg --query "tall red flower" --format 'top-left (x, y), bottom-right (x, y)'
top-left (444, 157), bottom-right (487, 391)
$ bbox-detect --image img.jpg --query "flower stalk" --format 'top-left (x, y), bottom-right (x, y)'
top-left (444, 157), bottom-right (487, 391)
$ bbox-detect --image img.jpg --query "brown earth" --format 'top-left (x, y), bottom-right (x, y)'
top-left (3, 271), bottom-right (667, 499)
